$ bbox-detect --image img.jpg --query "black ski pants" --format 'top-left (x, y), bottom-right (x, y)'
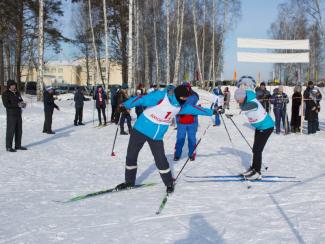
top-left (74, 106), bottom-right (83, 124)
top-left (43, 109), bottom-right (54, 133)
top-left (125, 129), bottom-right (173, 187)
top-left (111, 104), bottom-right (117, 122)
top-left (97, 107), bottom-right (107, 124)
top-left (252, 128), bottom-right (273, 173)
top-left (120, 113), bottom-right (132, 132)
top-left (6, 114), bottom-right (22, 149)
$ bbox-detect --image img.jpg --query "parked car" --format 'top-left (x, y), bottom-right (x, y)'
top-left (55, 85), bottom-right (69, 94)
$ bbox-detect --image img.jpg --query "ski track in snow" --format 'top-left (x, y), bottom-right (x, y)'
top-left (0, 87), bottom-right (325, 243)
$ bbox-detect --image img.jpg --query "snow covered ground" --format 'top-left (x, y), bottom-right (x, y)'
top-left (0, 87), bottom-right (325, 243)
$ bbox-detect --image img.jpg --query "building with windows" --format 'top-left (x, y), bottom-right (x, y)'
top-left (21, 58), bottom-right (123, 86)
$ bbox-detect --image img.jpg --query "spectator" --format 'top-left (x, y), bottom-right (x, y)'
top-left (271, 86), bottom-right (289, 134)
top-left (255, 82), bottom-right (271, 112)
top-left (223, 87), bottom-right (231, 110)
top-left (93, 85), bottom-right (107, 126)
top-left (74, 86), bottom-right (88, 126)
top-left (43, 87), bottom-right (60, 134)
top-left (291, 85), bottom-right (302, 133)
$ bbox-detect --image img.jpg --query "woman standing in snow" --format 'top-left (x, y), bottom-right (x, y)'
top-left (291, 85), bottom-right (302, 133)
top-left (233, 88), bottom-right (274, 180)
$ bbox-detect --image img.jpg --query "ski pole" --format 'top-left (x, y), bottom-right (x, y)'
top-left (220, 114), bottom-right (232, 144)
top-left (110, 114), bottom-right (122, 156)
top-left (227, 115), bottom-right (253, 150)
top-left (226, 115), bottom-right (268, 171)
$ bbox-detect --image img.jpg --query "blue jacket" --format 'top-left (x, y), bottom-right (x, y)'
top-left (176, 94), bottom-right (199, 125)
top-left (124, 89), bottom-right (212, 140)
top-left (271, 92), bottom-right (289, 111)
top-left (240, 90), bottom-right (274, 130)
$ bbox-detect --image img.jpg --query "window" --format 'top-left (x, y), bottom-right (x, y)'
top-left (58, 68), bottom-right (63, 73)
top-left (45, 67), bottom-right (50, 72)
top-left (51, 68), bottom-right (56, 73)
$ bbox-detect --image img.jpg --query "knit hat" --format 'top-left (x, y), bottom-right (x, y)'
top-left (174, 85), bottom-right (190, 104)
top-left (7, 80), bottom-right (16, 87)
top-left (234, 88), bottom-right (246, 101)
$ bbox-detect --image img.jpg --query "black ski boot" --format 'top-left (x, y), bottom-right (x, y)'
top-left (174, 156), bottom-right (180, 161)
top-left (115, 182), bottom-right (134, 191)
top-left (166, 184), bottom-right (174, 194)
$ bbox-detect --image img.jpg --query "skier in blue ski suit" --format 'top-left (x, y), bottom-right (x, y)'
top-left (115, 85), bottom-right (213, 193)
top-left (232, 88), bottom-right (274, 180)
top-left (174, 86), bottom-right (199, 161)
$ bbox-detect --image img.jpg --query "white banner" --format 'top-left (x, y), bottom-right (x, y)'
top-left (238, 38), bottom-right (310, 50)
top-left (237, 52), bottom-right (310, 63)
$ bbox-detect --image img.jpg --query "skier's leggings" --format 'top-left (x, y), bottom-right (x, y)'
top-left (252, 128), bottom-right (273, 173)
top-left (125, 129), bottom-right (173, 187)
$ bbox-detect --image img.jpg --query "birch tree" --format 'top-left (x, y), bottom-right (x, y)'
top-left (88, 0), bottom-right (101, 86)
top-left (103, 0), bottom-right (110, 86)
top-left (128, 0), bottom-right (133, 88)
top-left (166, 0), bottom-right (170, 83)
top-left (192, 0), bottom-right (202, 83)
top-left (173, 0), bottom-right (185, 84)
top-left (37, 0), bottom-right (44, 101)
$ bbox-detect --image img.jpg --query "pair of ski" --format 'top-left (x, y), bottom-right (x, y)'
top-left (155, 174), bottom-right (300, 214)
top-left (185, 174), bottom-right (300, 183)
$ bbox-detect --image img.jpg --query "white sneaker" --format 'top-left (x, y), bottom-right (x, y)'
top-left (245, 171), bottom-right (262, 180)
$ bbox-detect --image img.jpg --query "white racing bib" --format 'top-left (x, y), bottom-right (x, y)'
top-left (244, 98), bottom-right (267, 124)
top-left (143, 94), bottom-right (180, 125)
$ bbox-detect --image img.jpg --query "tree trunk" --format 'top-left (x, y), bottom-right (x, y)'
top-left (128, 0), bottom-right (133, 90)
top-left (153, 0), bottom-right (159, 85)
top-left (211, 0), bottom-right (215, 87)
top-left (173, 0), bottom-right (185, 85)
top-left (103, 0), bottom-right (110, 87)
top-left (88, 0), bottom-right (102, 86)
top-left (5, 44), bottom-right (11, 81)
top-left (166, 0), bottom-right (170, 83)
top-left (144, 36), bottom-right (149, 86)
top-left (216, 0), bottom-right (227, 82)
top-left (135, 0), bottom-right (140, 85)
top-left (0, 39), bottom-right (4, 92)
top-left (192, 0), bottom-right (202, 84)
top-left (15, 0), bottom-right (24, 90)
top-left (37, 0), bottom-right (44, 101)
top-left (85, 43), bottom-right (90, 86)
top-left (201, 0), bottom-right (206, 81)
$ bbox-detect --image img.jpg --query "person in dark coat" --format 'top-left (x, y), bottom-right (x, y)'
top-left (93, 85), bottom-right (107, 126)
top-left (110, 85), bottom-right (120, 122)
top-left (270, 86), bottom-right (289, 134)
top-left (74, 87), bottom-right (88, 126)
top-left (135, 89), bottom-right (145, 117)
top-left (2, 80), bottom-right (27, 152)
top-left (304, 81), bottom-right (322, 133)
top-left (291, 85), bottom-right (302, 133)
top-left (116, 83), bottom-right (132, 135)
top-left (43, 87), bottom-right (60, 134)
top-left (255, 82), bottom-right (271, 112)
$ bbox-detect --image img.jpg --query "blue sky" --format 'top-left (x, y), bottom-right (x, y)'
top-left (52, 0), bottom-right (285, 80)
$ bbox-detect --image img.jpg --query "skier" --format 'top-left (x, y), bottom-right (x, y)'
top-left (43, 87), bottom-right (60, 134)
top-left (255, 82), bottom-right (271, 112)
top-left (174, 83), bottom-right (199, 161)
top-left (233, 88), bottom-right (274, 180)
top-left (115, 85), bottom-right (213, 193)
top-left (290, 85), bottom-right (302, 133)
top-left (93, 85), bottom-right (107, 126)
top-left (74, 86), bottom-right (88, 126)
top-left (115, 84), bottom-right (132, 135)
top-left (2, 80), bottom-right (27, 152)
top-left (270, 86), bottom-right (289, 134)
top-left (110, 85), bottom-right (120, 123)
top-left (212, 86), bottom-right (224, 126)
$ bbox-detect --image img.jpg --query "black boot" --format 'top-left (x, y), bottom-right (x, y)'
top-left (6, 148), bottom-right (16, 152)
top-left (15, 146), bottom-right (27, 150)
top-left (166, 184), bottom-right (174, 194)
top-left (115, 182), bottom-right (134, 191)
top-left (120, 128), bottom-right (128, 135)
